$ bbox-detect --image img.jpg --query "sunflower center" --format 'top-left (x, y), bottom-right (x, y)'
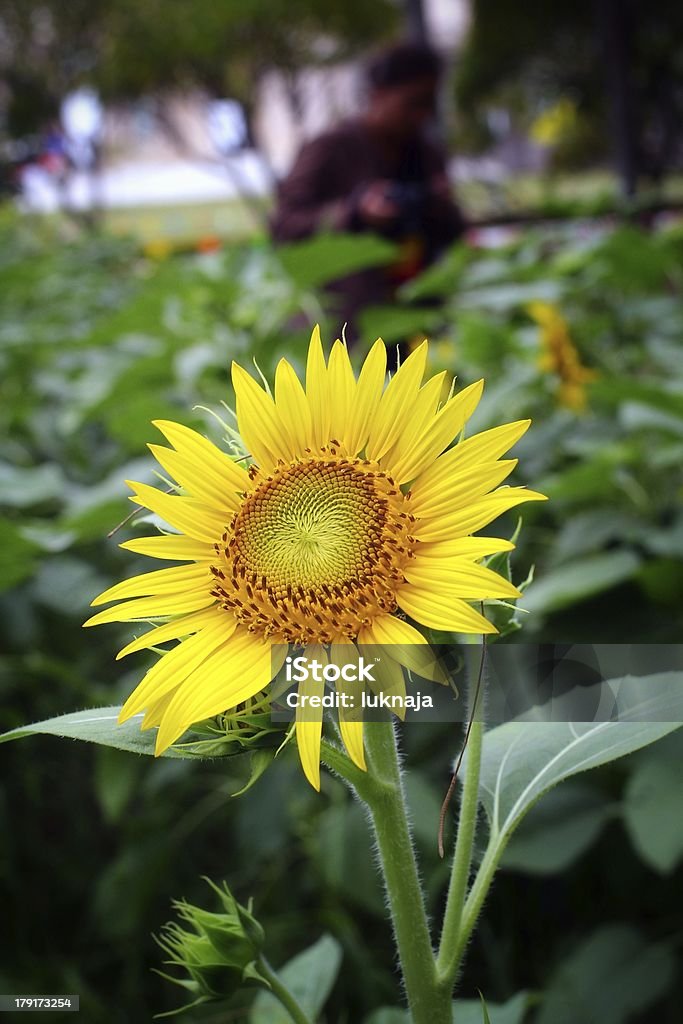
top-left (210, 453), bottom-right (416, 644)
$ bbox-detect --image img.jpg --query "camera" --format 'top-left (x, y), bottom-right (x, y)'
top-left (383, 181), bottom-right (428, 236)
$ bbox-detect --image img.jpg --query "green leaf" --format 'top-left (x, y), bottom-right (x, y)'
top-left (94, 746), bottom-right (143, 823)
top-left (591, 377), bottom-right (683, 419)
top-left (536, 925), bottom-right (675, 1024)
top-left (403, 771), bottom-right (445, 848)
top-left (522, 551), bottom-right (640, 614)
top-left (399, 244), bottom-right (471, 301)
top-left (0, 461), bottom-right (65, 508)
top-left (474, 674), bottom-right (683, 852)
top-left (364, 1010), bottom-right (409, 1024)
top-left (277, 232), bottom-right (396, 290)
top-left (230, 748), bottom-right (276, 797)
top-left (0, 517), bottom-right (41, 592)
top-left (359, 304), bottom-right (443, 345)
top-left (32, 555), bottom-right (110, 616)
top-left (249, 934), bottom-right (343, 1024)
top-left (501, 782), bottom-right (611, 875)
top-left (314, 801), bottom-right (384, 915)
top-left (452, 992), bottom-right (529, 1024)
top-left (364, 993), bottom-right (529, 1024)
top-left (622, 743), bottom-right (683, 873)
top-left (0, 706), bottom-right (204, 758)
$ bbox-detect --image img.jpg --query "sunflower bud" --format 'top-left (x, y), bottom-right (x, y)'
top-left (156, 879), bottom-right (268, 1010)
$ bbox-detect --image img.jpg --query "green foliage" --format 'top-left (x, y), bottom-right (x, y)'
top-left (249, 934), bottom-right (343, 1023)
top-left (0, 706), bottom-right (190, 757)
top-left (473, 674), bottom-right (682, 850)
top-left (500, 782), bottom-right (612, 876)
top-left (535, 925), bottom-right (676, 1024)
top-left (1, 212), bottom-right (682, 1022)
top-left (622, 733), bottom-right (683, 874)
top-left (364, 992), bottom-right (530, 1024)
top-left (277, 232), bottom-right (397, 292)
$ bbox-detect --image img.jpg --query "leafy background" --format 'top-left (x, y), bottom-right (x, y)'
top-left (1, 208), bottom-right (682, 1022)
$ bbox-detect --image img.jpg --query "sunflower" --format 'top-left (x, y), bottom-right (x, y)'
top-left (528, 301), bottom-right (598, 412)
top-left (85, 328), bottom-right (545, 787)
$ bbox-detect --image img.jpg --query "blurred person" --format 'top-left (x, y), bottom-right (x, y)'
top-left (271, 40), bottom-right (465, 340)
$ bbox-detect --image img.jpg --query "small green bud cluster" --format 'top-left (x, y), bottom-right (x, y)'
top-left (156, 878), bottom-right (268, 1013)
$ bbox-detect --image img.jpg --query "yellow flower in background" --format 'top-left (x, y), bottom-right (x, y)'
top-left (85, 328), bottom-right (545, 787)
top-left (528, 301), bottom-right (598, 412)
top-left (530, 98), bottom-right (578, 148)
top-left (142, 238), bottom-right (174, 261)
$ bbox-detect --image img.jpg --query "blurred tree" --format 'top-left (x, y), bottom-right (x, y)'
top-left (453, 0), bottom-right (683, 193)
top-left (0, 0), bottom-right (397, 136)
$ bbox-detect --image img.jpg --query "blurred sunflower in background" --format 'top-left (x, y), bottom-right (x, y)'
top-left (528, 300), bottom-right (599, 411)
top-left (529, 97), bottom-right (579, 148)
top-left (85, 327), bottom-right (545, 787)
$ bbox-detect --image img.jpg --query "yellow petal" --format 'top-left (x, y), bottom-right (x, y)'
top-left (397, 586), bottom-right (497, 635)
top-left (408, 417), bottom-right (531, 504)
top-left (148, 444), bottom-right (242, 511)
top-left (428, 420), bottom-right (531, 475)
top-left (366, 341), bottom-right (428, 461)
top-left (387, 379), bottom-right (484, 484)
top-left (406, 372), bottom-right (449, 435)
top-left (327, 341), bottom-right (356, 444)
top-left (120, 535), bottom-right (213, 561)
top-left (404, 560), bottom-right (522, 599)
top-left (232, 362), bottom-right (291, 469)
top-left (366, 651), bottom-right (407, 720)
top-left (274, 357), bottom-right (314, 455)
top-left (339, 710), bottom-right (365, 770)
top-left (413, 488), bottom-right (547, 542)
top-left (155, 631), bottom-right (279, 753)
top-left (360, 614), bottom-right (428, 647)
top-left (116, 606), bottom-right (226, 659)
top-left (91, 563), bottom-right (211, 606)
top-left (408, 461), bottom-right (518, 519)
top-left (306, 325), bottom-right (331, 450)
top-left (343, 338), bottom-right (387, 455)
top-left (329, 641), bottom-right (366, 770)
top-left (295, 643), bottom-right (327, 790)
top-left (118, 614), bottom-right (236, 720)
top-left (84, 590), bottom-right (215, 627)
top-left (377, 371), bottom-right (448, 471)
top-left (151, 420), bottom-right (249, 491)
top-left (141, 691), bottom-right (175, 730)
top-left (126, 482), bottom-right (227, 543)
top-left (415, 537), bottom-right (514, 560)
top-left (359, 615), bottom-right (446, 684)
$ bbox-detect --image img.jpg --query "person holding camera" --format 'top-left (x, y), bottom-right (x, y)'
top-left (271, 40), bottom-right (465, 341)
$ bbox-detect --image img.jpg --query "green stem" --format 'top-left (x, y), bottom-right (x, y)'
top-left (451, 835), bottom-right (508, 972)
top-left (435, 718), bottom-right (484, 988)
top-left (257, 956), bottom-right (313, 1024)
top-left (361, 720), bottom-right (453, 1024)
top-left (320, 736), bottom-right (369, 793)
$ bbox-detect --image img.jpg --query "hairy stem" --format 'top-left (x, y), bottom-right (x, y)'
top-left (361, 720), bottom-right (452, 1024)
top-left (436, 718), bottom-right (484, 988)
top-left (257, 956), bottom-right (313, 1024)
top-left (451, 835), bottom-right (508, 972)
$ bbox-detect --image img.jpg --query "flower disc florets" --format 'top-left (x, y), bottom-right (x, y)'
top-left (211, 450), bottom-right (416, 645)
